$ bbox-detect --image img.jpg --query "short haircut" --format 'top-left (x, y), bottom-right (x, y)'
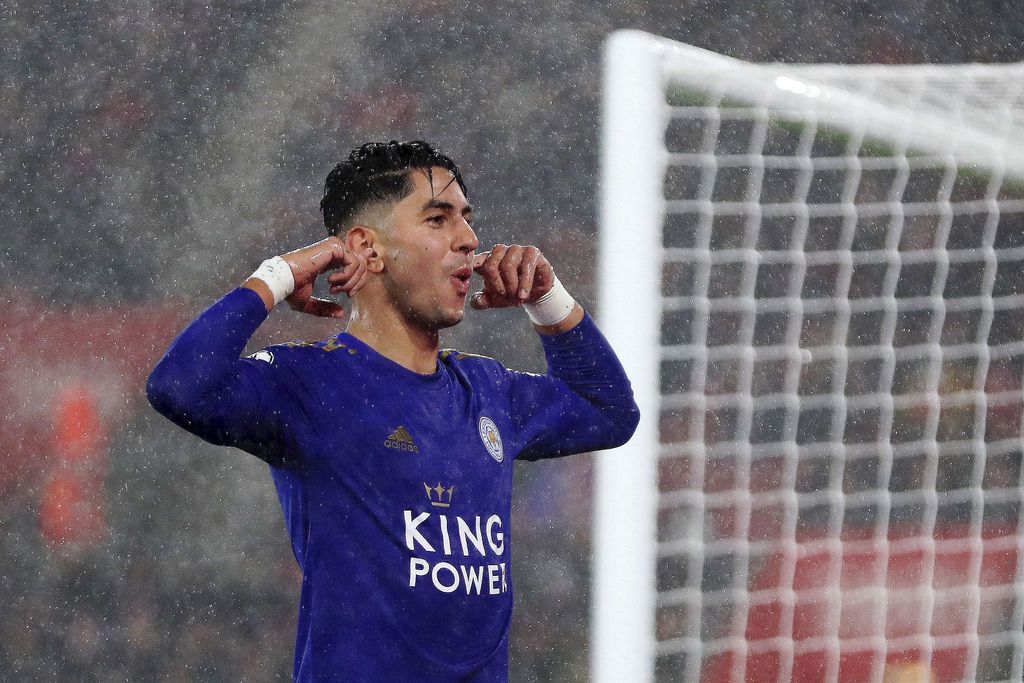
top-left (320, 140), bottom-right (468, 236)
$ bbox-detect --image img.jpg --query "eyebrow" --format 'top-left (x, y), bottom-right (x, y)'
top-left (422, 199), bottom-right (474, 215)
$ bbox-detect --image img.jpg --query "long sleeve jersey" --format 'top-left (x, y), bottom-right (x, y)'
top-left (146, 287), bottom-right (639, 682)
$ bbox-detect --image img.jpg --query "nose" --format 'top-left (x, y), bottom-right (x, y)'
top-left (455, 217), bottom-right (479, 253)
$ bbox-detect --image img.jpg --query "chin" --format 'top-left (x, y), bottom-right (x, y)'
top-left (410, 307), bottom-right (464, 332)
top-left (436, 310), bottom-right (465, 329)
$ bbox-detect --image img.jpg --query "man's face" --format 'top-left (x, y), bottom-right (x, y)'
top-left (378, 166), bottom-right (478, 330)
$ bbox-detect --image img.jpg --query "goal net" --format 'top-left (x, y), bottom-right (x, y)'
top-left (595, 30), bottom-right (1024, 683)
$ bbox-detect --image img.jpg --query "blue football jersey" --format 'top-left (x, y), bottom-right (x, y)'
top-left (147, 287), bottom-right (638, 681)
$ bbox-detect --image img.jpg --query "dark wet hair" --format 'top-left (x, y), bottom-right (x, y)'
top-left (320, 140), bottom-right (468, 236)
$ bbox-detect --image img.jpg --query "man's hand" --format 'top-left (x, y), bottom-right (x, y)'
top-left (244, 237), bottom-right (368, 317)
top-left (470, 244), bottom-right (554, 310)
top-left (470, 244), bottom-right (584, 334)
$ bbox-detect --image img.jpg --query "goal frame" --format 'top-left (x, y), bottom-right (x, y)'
top-left (594, 28), bottom-right (1024, 683)
top-left (593, 29), bottom-right (662, 683)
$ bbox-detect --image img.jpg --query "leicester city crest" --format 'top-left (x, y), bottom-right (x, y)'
top-left (478, 416), bottom-right (504, 463)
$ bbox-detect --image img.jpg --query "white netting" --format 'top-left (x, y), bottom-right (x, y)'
top-left (598, 33), bottom-right (1024, 683)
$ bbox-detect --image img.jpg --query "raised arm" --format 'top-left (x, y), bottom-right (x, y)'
top-left (146, 238), bottom-right (367, 461)
top-left (470, 245), bottom-right (640, 458)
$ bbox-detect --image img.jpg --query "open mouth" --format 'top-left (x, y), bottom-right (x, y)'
top-left (451, 267), bottom-right (472, 296)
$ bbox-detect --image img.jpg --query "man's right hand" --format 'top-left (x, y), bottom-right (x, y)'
top-left (244, 237), bottom-right (369, 318)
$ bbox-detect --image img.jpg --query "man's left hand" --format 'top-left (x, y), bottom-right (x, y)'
top-left (469, 244), bottom-right (554, 310)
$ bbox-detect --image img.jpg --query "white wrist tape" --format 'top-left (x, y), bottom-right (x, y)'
top-left (250, 256), bottom-right (295, 305)
top-left (524, 276), bottom-right (576, 326)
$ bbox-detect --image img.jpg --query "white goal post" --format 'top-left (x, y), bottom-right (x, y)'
top-left (595, 29), bottom-right (1024, 683)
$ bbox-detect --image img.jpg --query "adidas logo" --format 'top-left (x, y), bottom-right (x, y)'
top-left (384, 426), bottom-right (420, 453)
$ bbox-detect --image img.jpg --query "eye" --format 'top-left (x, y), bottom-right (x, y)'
top-left (426, 214), bottom-right (445, 225)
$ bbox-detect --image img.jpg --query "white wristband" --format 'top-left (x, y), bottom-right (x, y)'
top-left (524, 276), bottom-right (576, 326)
top-left (250, 256), bottom-right (295, 306)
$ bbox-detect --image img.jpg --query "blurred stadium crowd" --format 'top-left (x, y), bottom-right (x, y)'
top-left (3, 0), bottom-right (1024, 680)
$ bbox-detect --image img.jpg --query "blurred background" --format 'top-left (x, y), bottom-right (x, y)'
top-left (3, 1), bottom-right (1024, 680)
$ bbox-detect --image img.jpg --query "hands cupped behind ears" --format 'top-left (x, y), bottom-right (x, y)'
top-left (470, 244), bottom-right (555, 311)
top-left (280, 237), bottom-right (369, 319)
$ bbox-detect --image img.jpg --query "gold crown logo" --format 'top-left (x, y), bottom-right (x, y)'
top-left (424, 482), bottom-right (454, 507)
top-left (385, 426), bottom-right (419, 453)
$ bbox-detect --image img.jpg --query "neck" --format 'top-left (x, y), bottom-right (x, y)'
top-left (345, 299), bottom-right (440, 375)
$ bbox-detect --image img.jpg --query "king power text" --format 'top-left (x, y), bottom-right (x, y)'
top-left (404, 510), bottom-right (508, 596)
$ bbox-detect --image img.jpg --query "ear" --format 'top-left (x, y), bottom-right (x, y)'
top-left (344, 225), bottom-right (385, 274)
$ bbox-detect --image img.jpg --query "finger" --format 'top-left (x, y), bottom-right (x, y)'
top-left (480, 244), bottom-right (508, 297)
top-left (328, 241), bottom-right (353, 270)
top-left (534, 257), bottom-right (554, 293)
top-left (346, 266), bottom-right (371, 297)
top-left (345, 246), bottom-right (369, 275)
top-left (295, 251), bottom-right (330, 283)
top-left (499, 244), bottom-right (524, 300)
top-left (326, 266), bottom-right (358, 285)
top-left (309, 243), bottom-right (341, 271)
top-left (306, 240), bottom-right (347, 276)
top-left (472, 251), bottom-right (490, 271)
top-left (469, 292), bottom-right (490, 310)
top-left (331, 258), bottom-right (371, 295)
top-left (301, 297), bottom-right (347, 319)
top-left (327, 257), bottom-right (365, 287)
top-left (517, 247), bottom-right (541, 300)
top-left (282, 237), bottom-right (346, 282)
top-left (327, 247), bottom-right (364, 278)
top-left (341, 243), bottom-right (362, 265)
top-left (339, 260), bottom-right (367, 293)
